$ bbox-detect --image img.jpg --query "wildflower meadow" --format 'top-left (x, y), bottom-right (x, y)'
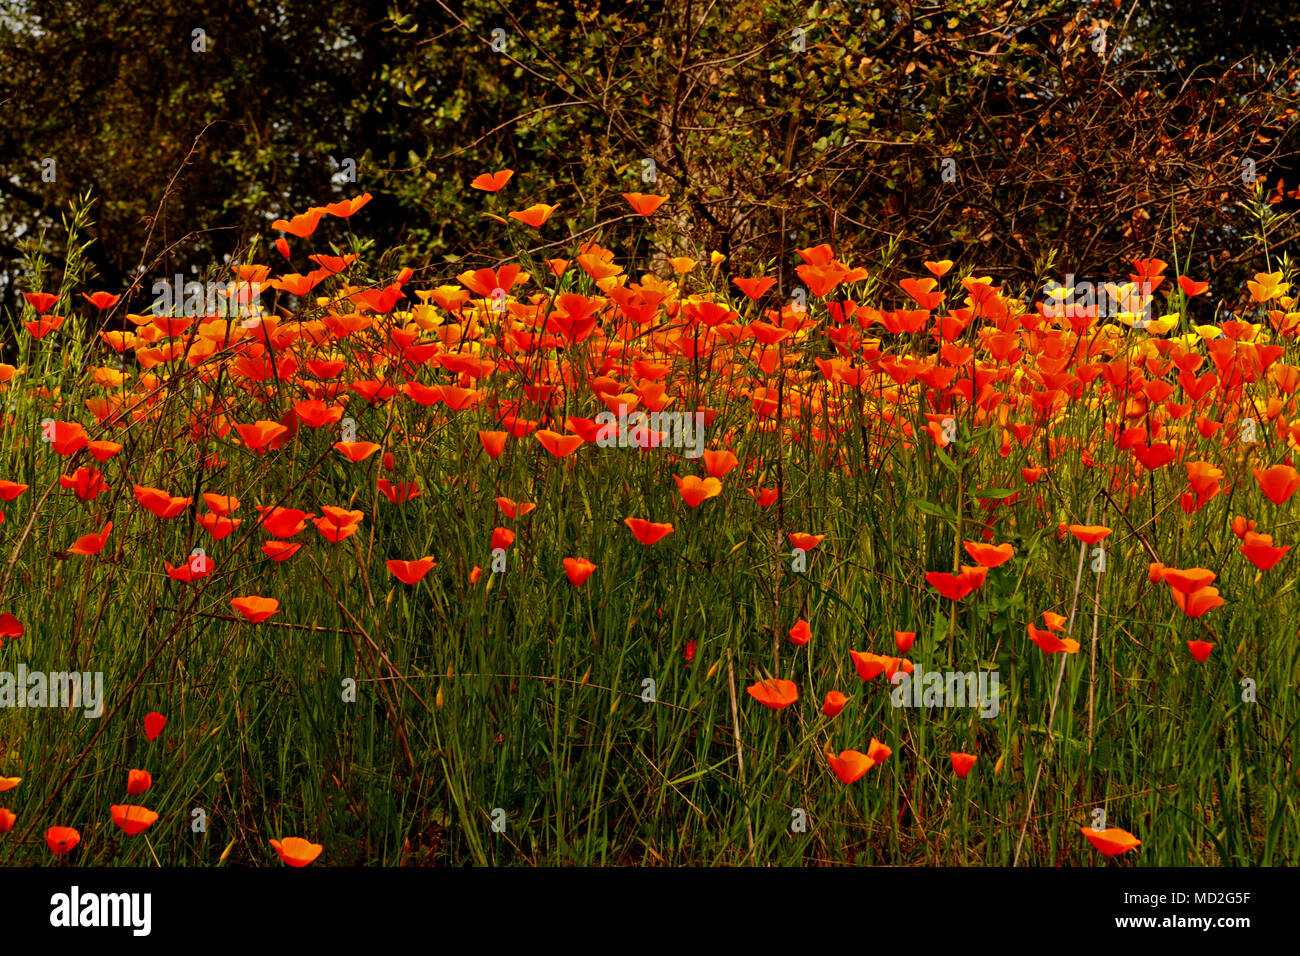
top-left (0, 1), bottom-right (1296, 920)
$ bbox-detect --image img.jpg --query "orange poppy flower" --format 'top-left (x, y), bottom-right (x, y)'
top-left (1239, 531), bottom-right (1290, 570)
top-left (894, 630), bottom-right (916, 652)
top-left (509, 203), bottom-right (556, 227)
top-left (491, 527), bottom-right (515, 551)
top-left (622, 192), bottom-right (668, 216)
top-left (788, 620), bottom-right (812, 646)
top-left (1187, 640), bottom-right (1214, 662)
top-left (231, 596), bottom-right (280, 624)
top-left (1027, 623), bottom-right (1080, 654)
top-left (1160, 567), bottom-right (1216, 595)
top-left (127, 769), bottom-right (152, 796)
top-left (1254, 464), bottom-right (1300, 504)
top-left (563, 557), bottom-right (597, 586)
top-left (624, 518), bottom-right (674, 546)
top-left (323, 193), bottom-right (372, 218)
top-left (1067, 525), bottom-right (1111, 544)
top-left (847, 650), bottom-right (909, 681)
top-left (494, 497), bottom-right (536, 519)
top-left (111, 804), bottom-right (159, 836)
top-left (270, 836), bottom-right (323, 867)
top-left (134, 485), bottom-right (192, 519)
top-left (827, 749), bottom-right (877, 783)
top-left (234, 420), bottom-right (290, 454)
top-left (924, 565), bottom-right (988, 601)
top-left (68, 522), bottom-right (113, 556)
top-left (1171, 586), bottom-right (1224, 617)
top-left (479, 430), bottom-right (508, 458)
top-left (733, 276), bottom-right (776, 300)
top-left (746, 677), bottom-right (798, 709)
top-left (822, 691), bottom-right (848, 717)
top-left (951, 752), bottom-right (978, 777)
top-left (535, 429), bottom-right (584, 458)
top-left (787, 532), bottom-right (825, 551)
top-left (262, 541), bottom-right (303, 562)
top-left (1081, 826), bottom-right (1140, 856)
top-left (45, 826), bottom-right (80, 855)
top-left (386, 558), bottom-right (436, 585)
top-left (471, 169), bottom-right (514, 191)
top-left (674, 474), bottom-right (722, 507)
top-left (0, 808), bottom-right (15, 833)
top-left (962, 540), bottom-right (1014, 567)
top-left (333, 440), bottom-right (382, 462)
top-left (701, 449), bottom-right (739, 478)
top-left (0, 777), bottom-right (20, 792)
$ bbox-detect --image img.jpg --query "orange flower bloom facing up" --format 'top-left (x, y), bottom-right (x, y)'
top-left (1239, 531), bottom-right (1290, 570)
top-left (925, 565), bottom-right (988, 601)
top-left (270, 836), bottom-right (323, 867)
top-left (1027, 623), bottom-right (1080, 654)
top-left (111, 805), bottom-right (159, 836)
top-left (962, 540), bottom-right (1014, 567)
top-left (1160, 567), bottom-right (1216, 595)
top-left (788, 619), bottom-right (811, 646)
top-left (1081, 826), bottom-right (1140, 856)
top-left (0, 777), bottom-right (20, 792)
top-left (1254, 464), bottom-right (1300, 504)
top-left (1067, 524), bottom-right (1112, 544)
top-left (674, 474), bottom-right (722, 508)
top-left (333, 440), bottom-right (382, 462)
top-left (45, 826), bottom-right (80, 856)
top-left (479, 430), bottom-right (508, 458)
top-left (1187, 640), bottom-right (1215, 662)
top-left (625, 518), bottom-right (674, 546)
top-left (827, 749), bottom-right (876, 784)
top-left (509, 203), bottom-right (557, 227)
top-left (701, 449), bottom-right (739, 478)
top-left (127, 769), bottom-right (152, 796)
top-left (387, 558), bottom-right (436, 585)
top-left (822, 691), bottom-right (848, 717)
top-left (622, 192), bottom-right (668, 216)
top-left (68, 522), bottom-right (112, 556)
top-left (232, 596), bottom-right (280, 623)
top-left (1171, 586), bottom-right (1224, 618)
top-left (470, 169), bottom-right (513, 192)
top-left (262, 541), bottom-right (303, 562)
top-left (535, 429), bottom-right (584, 458)
top-left (746, 677), bottom-right (798, 709)
top-left (0, 808), bottom-right (15, 833)
top-left (787, 532), bottom-right (825, 552)
top-left (950, 752), bottom-right (978, 777)
top-left (894, 630), bottom-right (916, 652)
top-left (826, 739), bottom-right (890, 783)
top-left (850, 650), bottom-right (907, 681)
top-left (563, 557), bottom-right (596, 586)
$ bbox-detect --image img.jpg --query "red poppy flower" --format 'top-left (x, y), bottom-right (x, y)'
top-left (563, 557), bottom-right (596, 586)
top-left (951, 752), bottom-right (978, 777)
top-left (144, 712), bottom-right (167, 741)
top-left (45, 826), bottom-right (81, 855)
top-left (111, 805), bottom-right (159, 836)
